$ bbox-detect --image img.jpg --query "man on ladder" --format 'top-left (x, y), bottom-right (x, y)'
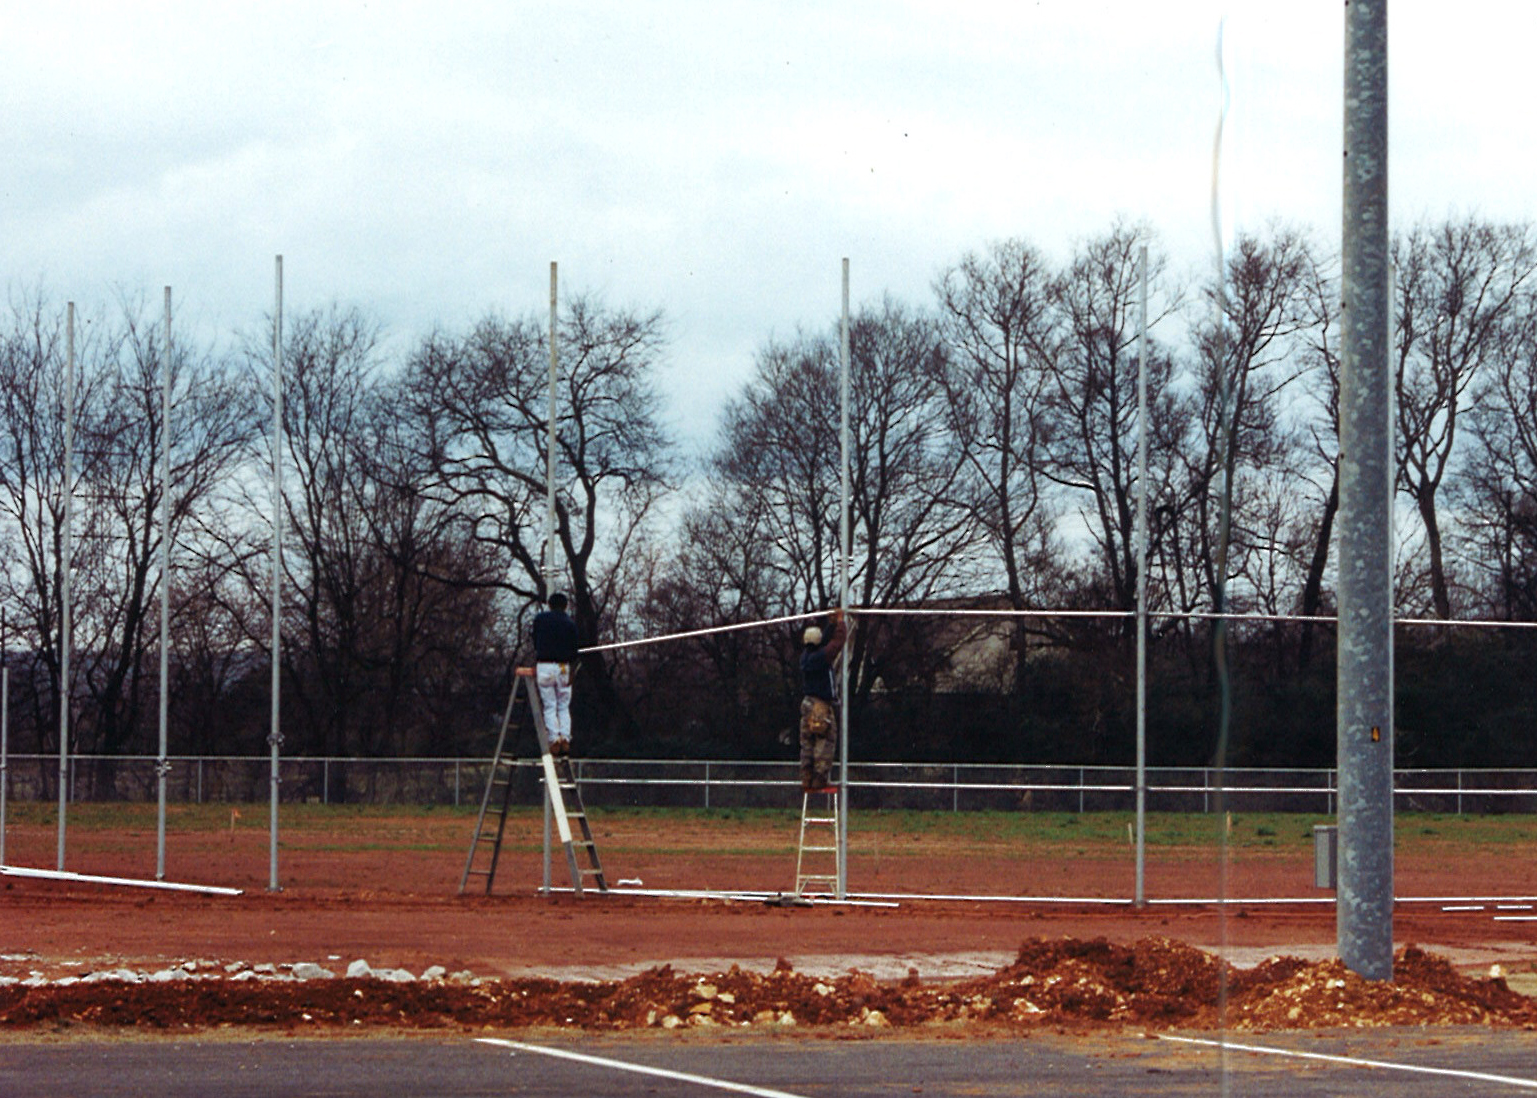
top-left (799, 608), bottom-right (847, 792)
top-left (793, 609), bottom-right (848, 899)
top-left (533, 592), bottom-right (579, 755)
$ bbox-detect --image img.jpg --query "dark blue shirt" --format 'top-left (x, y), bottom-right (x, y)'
top-left (532, 609), bottom-right (580, 663)
top-left (800, 619), bottom-right (847, 700)
top-left (801, 647), bottom-right (836, 701)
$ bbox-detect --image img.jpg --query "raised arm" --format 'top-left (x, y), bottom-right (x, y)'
top-left (822, 608), bottom-right (849, 661)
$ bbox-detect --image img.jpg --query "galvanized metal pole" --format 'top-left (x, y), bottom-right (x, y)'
top-left (837, 258), bottom-right (851, 900)
top-left (157, 286), bottom-right (172, 881)
top-left (269, 256), bottom-right (283, 892)
top-left (58, 302), bottom-right (74, 871)
top-left (1, 666), bottom-right (9, 865)
top-left (1134, 244), bottom-right (1149, 908)
top-left (546, 261), bottom-right (558, 591)
top-left (1338, 0), bottom-right (1393, 981)
top-left (543, 262), bottom-right (558, 896)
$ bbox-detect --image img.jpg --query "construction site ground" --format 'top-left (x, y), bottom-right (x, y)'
top-left (2, 804), bottom-right (1536, 1038)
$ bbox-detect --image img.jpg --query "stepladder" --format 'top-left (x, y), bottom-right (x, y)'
top-left (459, 668), bottom-right (607, 896)
top-left (794, 786), bottom-right (840, 898)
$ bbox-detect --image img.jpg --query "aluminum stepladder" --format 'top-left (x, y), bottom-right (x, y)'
top-left (793, 787), bottom-right (840, 897)
top-left (459, 667), bottom-right (607, 896)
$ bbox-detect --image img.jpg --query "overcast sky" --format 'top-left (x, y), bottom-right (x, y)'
top-left (6, 2), bottom-right (1536, 449)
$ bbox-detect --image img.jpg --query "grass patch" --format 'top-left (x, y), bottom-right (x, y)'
top-left (6, 802), bottom-right (1537, 856)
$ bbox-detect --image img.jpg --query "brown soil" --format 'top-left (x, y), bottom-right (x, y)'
top-left (2, 940), bottom-right (1533, 1035)
top-left (2, 812), bottom-right (1536, 1036)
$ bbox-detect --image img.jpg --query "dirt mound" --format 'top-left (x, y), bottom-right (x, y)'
top-left (1228, 944), bottom-right (1537, 1029)
top-left (2, 938), bottom-right (1532, 1034)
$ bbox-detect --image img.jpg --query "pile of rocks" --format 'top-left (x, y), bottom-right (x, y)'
top-left (1, 940), bottom-right (1532, 1033)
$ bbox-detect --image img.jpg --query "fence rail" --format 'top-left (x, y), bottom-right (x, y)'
top-left (2, 755), bottom-right (1535, 815)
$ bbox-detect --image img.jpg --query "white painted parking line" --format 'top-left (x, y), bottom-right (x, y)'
top-left (1160, 1034), bottom-right (1537, 1090)
top-left (1494, 915), bottom-right (1537, 922)
top-left (1497, 904), bottom-right (1535, 910)
top-left (475, 1038), bottom-right (809, 1097)
top-left (1441, 904), bottom-right (1484, 911)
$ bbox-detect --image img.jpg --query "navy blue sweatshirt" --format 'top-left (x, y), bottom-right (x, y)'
top-left (532, 610), bottom-right (580, 663)
top-left (800, 618), bottom-right (848, 701)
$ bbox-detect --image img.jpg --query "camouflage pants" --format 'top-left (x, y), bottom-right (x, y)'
top-left (799, 696), bottom-right (837, 792)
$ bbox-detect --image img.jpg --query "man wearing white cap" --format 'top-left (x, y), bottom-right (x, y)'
top-left (799, 608), bottom-right (848, 792)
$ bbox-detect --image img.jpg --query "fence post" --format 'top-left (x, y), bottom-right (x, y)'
top-left (1457, 769), bottom-right (1462, 816)
top-left (454, 760), bottom-right (460, 807)
top-left (704, 762), bottom-right (710, 810)
top-left (1078, 767), bottom-right (1084, 814)
top-left (953, 765), bottom-right (959, 813)
top-left (1203, 767), bottom-right (1210, 814)
top-left (323, 758), bottom-right (330, 805)
top-left (197, 759), bottom-right (203, 804)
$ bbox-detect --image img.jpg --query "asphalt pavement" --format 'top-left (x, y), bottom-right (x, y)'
top-left (3, 1029), bottom-right (1535, 1096)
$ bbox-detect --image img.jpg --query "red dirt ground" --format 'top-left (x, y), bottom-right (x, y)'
top-left (3, 812), bottom-right (1536, 1034)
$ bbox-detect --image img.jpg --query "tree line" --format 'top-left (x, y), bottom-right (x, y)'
top-left (4, 215), bottom-right (1537, 796)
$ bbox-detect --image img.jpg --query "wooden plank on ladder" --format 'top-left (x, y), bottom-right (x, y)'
top-left (524, 674), bottom-right (586, 895)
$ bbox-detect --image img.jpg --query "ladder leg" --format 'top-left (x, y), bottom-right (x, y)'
top-left (459, 674), bottom-right (524, 894)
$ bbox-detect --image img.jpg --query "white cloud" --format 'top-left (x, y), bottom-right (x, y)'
top-left (2, 1), bottom-right (1536, 449)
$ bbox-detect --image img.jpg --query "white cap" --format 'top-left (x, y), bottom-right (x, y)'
top-left (803, 626), bottom-right (823, 646)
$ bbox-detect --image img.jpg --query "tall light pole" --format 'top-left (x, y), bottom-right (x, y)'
top-left (269, 257), bottom-right (284, 892)
top-left (157, 287), bottom-right (172, 880)
top-left (58, 303), bottom-right (75, 871)
top-left (1337, 0), bottom-right (1394, 980)
top-left (837, 258), bottom-right (851, 900)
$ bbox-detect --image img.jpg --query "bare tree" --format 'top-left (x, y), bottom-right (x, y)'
top-left (403, 296), bottom-right (674, 743)
top-left (693, 300), bottom-right (983, 745)
top-left (249, 306), bottom-right (384, 764)
top-left (1395, 217), bottom-right (1537, 618)
top-left (75, 296), bottom-right (255, 783)
top-left (1174, 226), bottom-right (1317, 625)
top-left (1041, 222), bottom-right (1181, 616)
top-left (1459, 294), bottom-right (1537, 620)
top-left (934, 238), bottom-right (1060, 611)
top-left (0, 293), bottom-right (255, 792)
top-left (0, 295), bottom-right (83, 771)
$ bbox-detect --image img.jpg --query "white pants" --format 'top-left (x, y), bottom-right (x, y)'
top-left (536, 662), bottom-right (573, 745)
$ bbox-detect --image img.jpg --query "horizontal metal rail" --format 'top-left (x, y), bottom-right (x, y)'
top-left (1, 754), bottom-right (1534, 812)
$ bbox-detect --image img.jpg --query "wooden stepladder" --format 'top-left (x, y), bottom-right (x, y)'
top-left (459, 668), bottom-right (607, 896)
top-left (794, 787), bottom-right (840, 897)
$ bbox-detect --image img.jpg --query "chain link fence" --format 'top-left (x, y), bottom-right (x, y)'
top-left (3, 754), bottom-right (1536, 814)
